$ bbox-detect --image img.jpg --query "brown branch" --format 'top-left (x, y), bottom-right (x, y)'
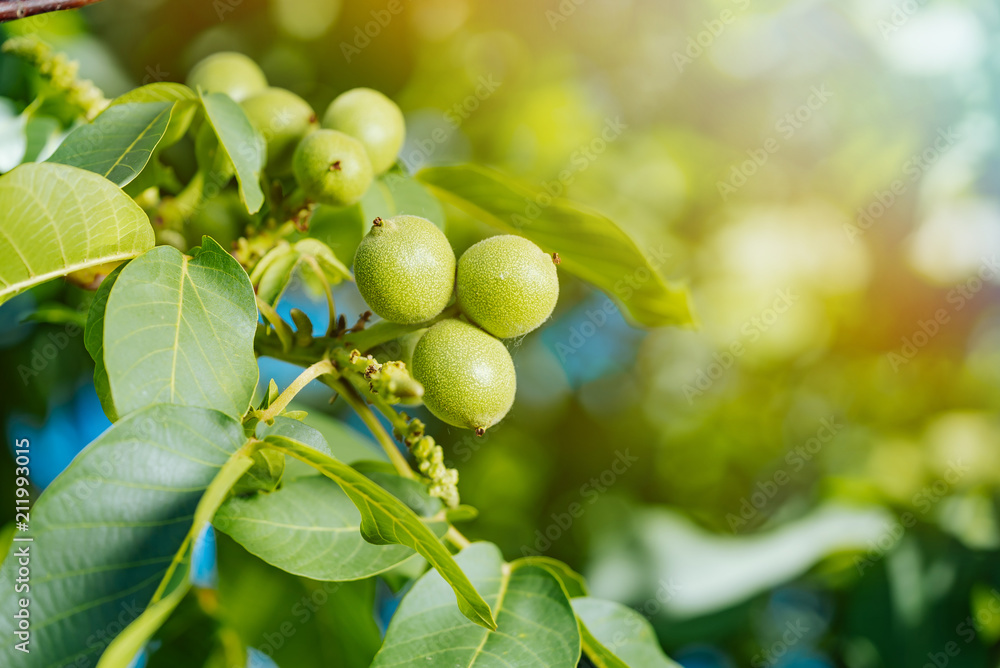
top-left (0, 0), bottom-right (107, 22)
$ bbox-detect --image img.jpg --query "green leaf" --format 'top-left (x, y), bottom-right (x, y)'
top-left (0, 405), bottom-right (248, 668)
top-left (217, 535), bottom-right (382, 668)
top-left (293, 405), bottom-right (386, 464)
top-left (572, 597), bottom-right (682, 668)
top-left (372, 542), bottom-right (581, 667)
top-left (215, 473), bottom-right (448, 581)
top-left (445, 504), bottom-right (479, 524)
top-left (47, 102), bottom-right (173, 186)
top-left (85, 263), bottom-right (126, 421)
top-left (22, 302), bottom-right (88, 327)
top-left (518, 556), bottom-right (589, 598)
top-left (23, 114), bottom-right (60, 162)
top-left (108, 83), bottom-right (198, 150)
top-left (99, 451), bottom-right (253, 668)
top-left (200, 92), bottom-right (265, 214)
top-left (417, 164), bottom-right (695, 328)
top-left (364, 171), bottom-right (445, 226)
top-left (259, 418), bottom-right (497, 630)
top-left (102, 237), bottom-right (259, 420)
top-left (0, 162), bottom-right (154, 305)
top-left (229, 447), bottom-right (285, 495)
top-left (110, 82), bottom-right (197, 105)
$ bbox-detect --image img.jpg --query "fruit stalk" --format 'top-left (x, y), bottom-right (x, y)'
top-left (319, 375), bottom-right (418, 480)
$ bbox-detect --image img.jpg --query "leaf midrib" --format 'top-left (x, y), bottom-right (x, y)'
top-left (101, 105), bottom-right (172, 179)
top-left (168, 255), bottom-right (187, 401)
top-left (465, 562), bottom-right (512, 667)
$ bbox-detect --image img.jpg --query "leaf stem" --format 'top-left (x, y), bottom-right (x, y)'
top-left (343, 303), bottom-right (460, 352)
top-left (257, 359), bottom-right (335, 422)
top-left (446, 527), bottom-right (471, 550)
top-left (256, 297), bottom-right (294, 353)
top-left (321, 376), bottom-right (417, 480)
top-left (253, 336), bottom-right (476, 548)
top-left (151, 445), bottom-right (256, 602)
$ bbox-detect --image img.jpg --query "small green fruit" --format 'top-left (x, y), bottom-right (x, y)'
top-left (353, 215), bottom-right (455, 324)
top-left (241, 87), bottom-right (317, 175)
top-left (456, 235), bottom-right (559, 338)
top-left (411, 319), bottom-right (516, 431)
top-left (187, 52), bottom-right (267, 102)
top-left (293, 129), bottom-right (373, 206)
top-left (185, 192), bottom-right (248, 250)
top-left (322, 88), bottom-right (405, 175)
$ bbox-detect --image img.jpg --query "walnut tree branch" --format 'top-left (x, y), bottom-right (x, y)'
top-left (0, 0), bottom-right (107, 22)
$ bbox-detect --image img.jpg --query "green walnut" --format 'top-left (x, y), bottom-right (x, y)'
top-left (411, 319), bottom-right (516, 432)
top-left (353, 215), bottom-right (455, 324)
top-left (185, 192), bottom-right (247, 250)
top-left (322, 88), bottom-right (405, 175)
top-left (456, 235), bottom-right (559, 338)
top-left (186, 52), bottom-right (267, 102)
top-left (292, 129), bottom-right (373, 206)
top-left (241, 87), bottom-right (317, 175)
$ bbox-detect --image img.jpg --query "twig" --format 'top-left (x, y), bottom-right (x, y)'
top-left (445, 527), bottom-right (471, 550)
top-left (321, 376), bottom-right (417, 480)
top-left (343, 303), bottom-right (459, 352)
top-left (257, 359), bottom-right (335, 423)
top-left (0, 0), bottom-right (107, 23)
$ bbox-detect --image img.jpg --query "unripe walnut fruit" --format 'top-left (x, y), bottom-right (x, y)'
top-left (411, 319), bottom-right (516, 431)
top-left (241, 87), bottom-right (317, 175)
top-left (322, 88), bottom-right (405, 175)
top-left (292, 129), bottom-right (373, 206)
top-left (353, 215), bottom-right (455, 324)
top-left (187, 52), bottom-right (267, 102)
top-left (456, 235), bottom-right (559, 339)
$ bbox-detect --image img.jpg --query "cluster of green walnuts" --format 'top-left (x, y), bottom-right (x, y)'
top-left (186, 52), bottom-right (561, 435)
top-left (355, 216), bottom-right (561, 434)
top-left (187, 51), bottom-right (401, 206)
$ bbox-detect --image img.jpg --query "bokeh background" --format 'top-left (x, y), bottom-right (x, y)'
top-left (3, 0), bottom-right (1000, 666)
